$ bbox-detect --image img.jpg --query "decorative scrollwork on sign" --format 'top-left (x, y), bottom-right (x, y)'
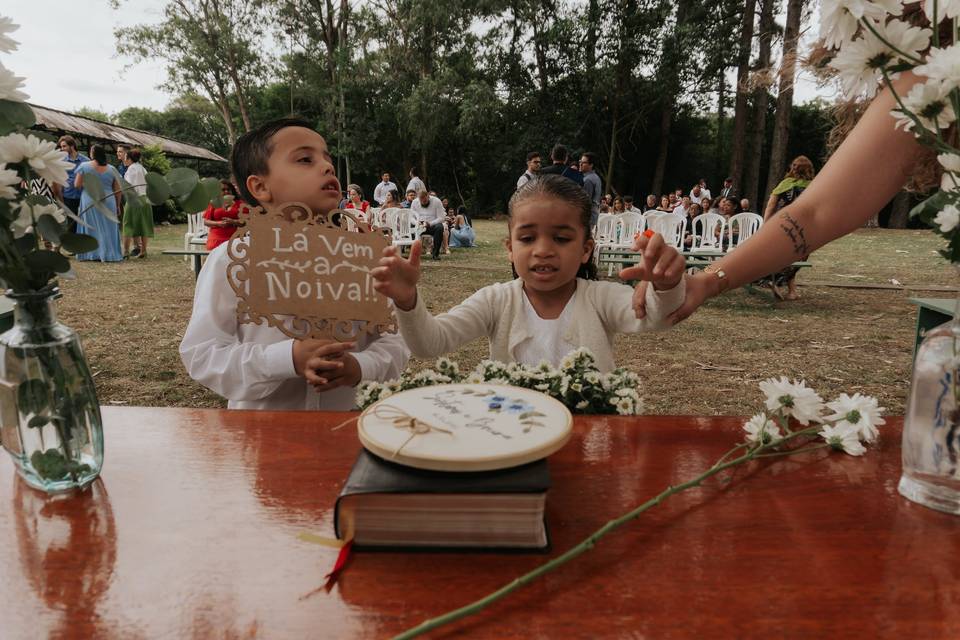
top-left (224, 202), bottom-right (397, 341)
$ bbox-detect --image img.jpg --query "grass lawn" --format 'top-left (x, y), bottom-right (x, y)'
top-left (56, 220), bottom-right (955, 415)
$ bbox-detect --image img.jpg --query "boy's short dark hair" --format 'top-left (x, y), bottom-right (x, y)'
top-left (230, 117), bottom-right (316, 206)
top-left (581, 151), bottom-right (597, 166)
top-left (550, 144), bottom-right (568, 162)
top-left (526, 151), bottom-right (540, 162)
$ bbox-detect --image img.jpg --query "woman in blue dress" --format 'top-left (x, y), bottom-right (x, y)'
top-left (448, 205), bottom-right (476, 248)
top-left (74, 144), bottom-right (123, 262)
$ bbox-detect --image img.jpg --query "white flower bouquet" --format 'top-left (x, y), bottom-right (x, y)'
top-left (356, 348), bottom-right (645, 415)
top-left (821, 0), bottom-right (960, 257)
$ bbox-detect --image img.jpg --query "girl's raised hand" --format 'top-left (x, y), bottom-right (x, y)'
top-left (618, 231), bottom-right (685, 291)
top-left (372, 239), bottom-right (422, 311)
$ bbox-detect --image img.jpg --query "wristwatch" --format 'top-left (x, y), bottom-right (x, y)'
top-left (703, 263), bottom-right (731, 293)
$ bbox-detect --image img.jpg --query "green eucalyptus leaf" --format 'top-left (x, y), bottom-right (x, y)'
top-left (166, 167), bottom-right (199, 198)
top-left (25, 250), bottom-right (71, 273)
top-left (0, 99), bottom-right (36, 136)
top-left (17, 379), bottom-right (50, 415)
top-left (30, 449), bottom-right (69, 480)
top-left (179, 181), bottom-right (212, 214)
top-left (910, 191), bottom-right (949, 219)
top-left (35, 214), bottom-right (62, 244)
top-left (59, 232), bottom-right (98, 254)
top-left (202, 177), bottom-right (223, 208)
top-left (27, 415), bottom-right (49, 429)
top-left (145, 172), bottom-right (172, 205)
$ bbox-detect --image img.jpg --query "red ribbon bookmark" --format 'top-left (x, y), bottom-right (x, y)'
top-left (323, 539), bottom-right (354, 591)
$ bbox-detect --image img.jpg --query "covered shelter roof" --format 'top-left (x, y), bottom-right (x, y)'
top-left (28, 103), bottom-right (227, 163)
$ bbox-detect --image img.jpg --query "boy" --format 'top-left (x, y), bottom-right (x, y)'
top-left (180, 118), bottom-right (409, 410)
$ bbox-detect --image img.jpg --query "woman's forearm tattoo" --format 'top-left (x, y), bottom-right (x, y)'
top-left (779, 213), bottom-right (809, 258)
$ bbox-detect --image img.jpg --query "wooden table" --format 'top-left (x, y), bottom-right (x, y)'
top-left (1, 408), bottom-right (956, 639)
top-left (909, 297), bottom-right (955, 355)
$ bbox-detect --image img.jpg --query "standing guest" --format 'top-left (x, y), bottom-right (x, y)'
top-left (373, 172), bottom-right (396, 206)
top-left (405, 167), bottom-right (426, 196)
top-left (579, 152), bottom-right (602, 227)
top-left (719, 177), bottom-right (735, 199)
top-left (690, 179), bottom-right (711, 202)
top-left (53, 135), bottom-right (89, 229)
top-left (740, 198), bottom-right (751, 212)
top-left (410, 190), bottom-right (445, 260)
top-left (645, 194), bottom-right (657, 211)
top-left (121, 148), bottom-right (152, 258)
top-left (448, 206), bottom-right (476, 248)
top-left (402, 189), bottom-right (416, 208)
top-left (516, 151), bottom-right (541, 190)
top-left (761, 155), bottom-right (816, 301)
top-left (74, 144), bottom-right (123, 263)
top-left (344, 183), bottom-right (370, 218)
top-left (116, 144), bottom-right (129, 178)
top-left (203, 180), bottom-right (245, 251)
top-left (539, 144), bottom-right (583, 185)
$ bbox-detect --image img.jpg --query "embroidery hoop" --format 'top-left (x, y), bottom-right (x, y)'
top-left (357, 383), bottom-right (573, 471)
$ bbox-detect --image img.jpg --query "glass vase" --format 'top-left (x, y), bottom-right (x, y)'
top-left (0, 287), bottom-right (103, 493)
top-left (899, 294), bottom-right (960, 514)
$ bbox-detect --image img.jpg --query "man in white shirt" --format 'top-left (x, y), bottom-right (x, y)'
top-left (373, 172), bottom-right (396, 206)
top-left (410, 190), bottom-right (446, 260)
top-left (623, 195), bottom-right (642, 214)
top-left (516, 151), bottom-right (541, 190)
top-left (690, 180), bottom-right (711, 203)
top-left (672, 195), bottom-right (691, 218)
top-left (405, 167), bottom-right (426, 196)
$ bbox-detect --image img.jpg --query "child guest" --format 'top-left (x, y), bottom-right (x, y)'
top-left (180, 118), bottom-right (409, 410)
top-left (372, 175), bottom-right (685, 372)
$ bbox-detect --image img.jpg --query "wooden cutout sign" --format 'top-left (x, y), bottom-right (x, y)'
top-left (225, 203), bottom-right (397, 341)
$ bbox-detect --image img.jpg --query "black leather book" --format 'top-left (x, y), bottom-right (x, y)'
top-left (334, 449), bottom-right (551, 550)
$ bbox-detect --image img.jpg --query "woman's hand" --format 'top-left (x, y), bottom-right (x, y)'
top-left (372, 240), bottom-right (422, 311)
top-left (628, 271), bottom-right (718, 325)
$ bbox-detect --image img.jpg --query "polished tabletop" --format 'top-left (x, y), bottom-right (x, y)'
top-left (1, 408), bottom-right (956, 639)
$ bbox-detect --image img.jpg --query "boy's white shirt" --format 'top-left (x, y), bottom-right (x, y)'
top-left (395, 277), bottom-right (685, 373)
top-left (180, 239), bottom-right (410, 410)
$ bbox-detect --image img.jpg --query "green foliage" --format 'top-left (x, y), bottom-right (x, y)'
top-left (74, 107), bottom-right (112, 122)
top-left (140, 144), bottom-right (171, 175)
top-left (145, 172), bottom-right (172, 205)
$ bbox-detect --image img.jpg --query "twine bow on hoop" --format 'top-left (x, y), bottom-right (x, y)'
top-left (372, 404), bottom-right (454, 458)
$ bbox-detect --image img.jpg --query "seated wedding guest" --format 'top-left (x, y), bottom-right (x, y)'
top-left (612, 197), bottom-right (626, 213)
top-left (372, 175), bottom-right (684, 371)
top-left (380, 189), bottom-right (402, 209)
top-left (402, 189), bottom-right (416, 208)
top-left (410, 189), bottom-right (446, 260)
top-left (203, 180), bottom-right (245, 251)
top-left (700, 196), bottom-right (713, 213)
top-left (74, 144), bottom-right (123, 263)
top-left (667, 193), bottom-right (678, 209)
top-left (682, 203), bottom-right (702, 248)
top-left (740, 198), bottom-right (751, 212)
top-left (121, 148), bottom-right (152, 258)
top-left (448, 206), bottom-right (475, 248)
top-left (690, 179), bottom-right (711, 202)
top-left (673, 195), bottom-right (691, 217)
top-left (656, 195), bottom-right (673, 212)
top-left (180, 118), bottom-right (409, 410)
top-left (345, 183), bottom-right (370, 217)
top-left (624, 196), bottom-right (641, 213)
top-left (645, 194), bottom-right (657, 211)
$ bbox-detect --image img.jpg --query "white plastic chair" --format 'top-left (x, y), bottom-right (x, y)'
top-left (689, 213), bottom-right (726, 253)
top-left (614, 211), bottom-right (643, 247)
top-left (183, 211), bottom-right (207, 260)
top-left (593, 213), bottom-right (618, 273)
top-left (390, 208), bottom-right (420, 253)
top-left (648, 213), bottom-right (686, 250)
top-left (725, 213), bottom-right (763, 251)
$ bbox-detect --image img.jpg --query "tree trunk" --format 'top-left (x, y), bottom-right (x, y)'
top-left (651, 99), bottom-right (672, 197)
top-left (715, 72), bottom-right (727, 187)
top-left (742, 0), bottom-right (775, 210)
top-left (888, 191), bottom-right (910, 228)
top-left (728, 0), bottom-right (757, 195)
top-left (765, 0), bottom-right (804, 203)
top-left (651, 0), bottom-right (691, 196)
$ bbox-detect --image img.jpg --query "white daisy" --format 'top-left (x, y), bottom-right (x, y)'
top-left (893, 79), bottom-right (957, 132)
top-left (819, 423), bottom-right (867, 456)
top-left (940, 153), bottom-right (960, 192)
top-left (0, 133), bottom-right (72, 187)
top-left (820, 0), bottom-right (903, 50)
top-left (758, 376), bottom-right (825, 425)
top-left (914, 44), bottom-right (960, 91)
top-left (0, 63), bottom-right (28, 102)
top-left (824, 392), bottom-right (886, 442)
top-left (615, 398), bottom-right (634, 415)
top-left (934, 205), bottom-right (960, 233)
top-left (0, 16), bottom-right (19, 54)
top-left (922, 0), bottom-right (960, 21)
top-left (0, 165), bottom-right (19, 199)
top-left (743, 413), bottom-right (782, 445)
top-left (829, 19), bottom-right (930, 97)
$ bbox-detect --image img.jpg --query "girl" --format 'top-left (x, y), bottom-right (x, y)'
top-left (372, 174), bottom-right (686, 372)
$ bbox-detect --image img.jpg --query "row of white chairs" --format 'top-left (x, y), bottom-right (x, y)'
top-left (594, 211), bottom-right (763, 274)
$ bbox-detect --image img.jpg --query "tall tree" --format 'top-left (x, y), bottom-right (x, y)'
top-left (764, 0), bottom-right (805, 205)
top-left (651, 0), bottom-right (693, 196)
top-left (727, 0), bottom-right (757, 194)
top-left (742, 0), bottom-right (777, 209)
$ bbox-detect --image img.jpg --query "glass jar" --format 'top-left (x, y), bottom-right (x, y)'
top-left (899, 306), bottom-right (960, 514)
top-left (0, 287), bottom-right (103, 492)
